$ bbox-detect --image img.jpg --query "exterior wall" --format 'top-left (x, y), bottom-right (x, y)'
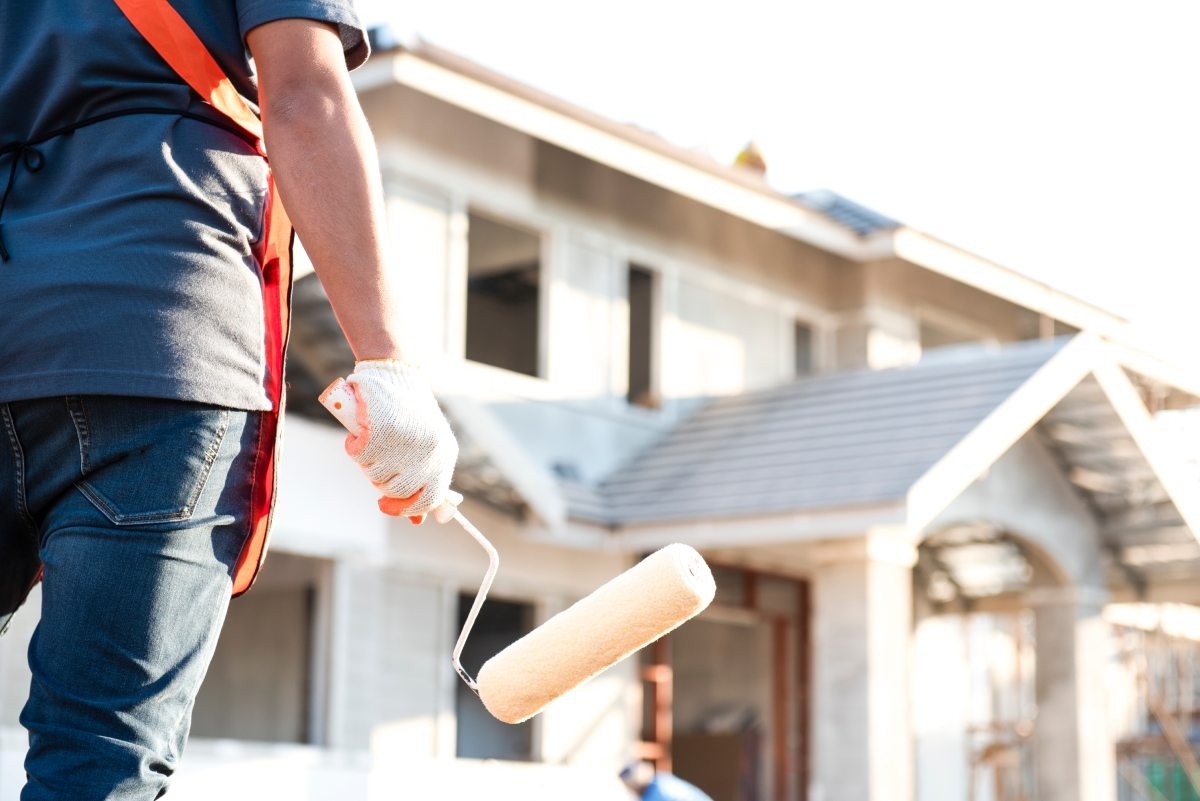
top-left (668, 275), bottom-right (792, 398)
top-left (831, 303), bottom-right (922, 371)
top-left (531, 142), bottom-right (844, 307)
top-left (357, 84), bottom-right (856, 482)
top-left (0, 588), bottom-right (35, 731)
top-left (0, 592), bottom-right (31, 799)
top-left (829, 259), bottom-right (1048, 371)
top-left (383, 183), bottom-right (456, 363)
top-left (332, 565), bottom-right (448, 754)
top-left (269, 417), bottom-right (641, 765)
top-left (865, 261), bottom-right (1044, 346)
top-left (165, 749), bottom-right (634, 801)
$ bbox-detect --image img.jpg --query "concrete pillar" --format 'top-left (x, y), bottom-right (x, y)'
top-left (1028, 586), bottom-right (1115, 801)
top-left (811, 532), bottom-right (917, 801)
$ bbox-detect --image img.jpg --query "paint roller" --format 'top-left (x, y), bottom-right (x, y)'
top-left (319, 377), bottom-right (716, 724)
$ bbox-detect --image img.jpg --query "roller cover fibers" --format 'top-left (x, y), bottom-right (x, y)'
top-left (476, 543), bottom-right (716, 724)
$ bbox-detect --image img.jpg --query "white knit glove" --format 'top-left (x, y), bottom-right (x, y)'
top-left (344, 360), bottom-right (459, 522)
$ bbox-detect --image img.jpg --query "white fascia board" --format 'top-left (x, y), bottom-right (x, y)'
top-left (906, 333), bottom-right (1099, 532)
top-left (354, 52), bottom-right (869, 260)
top-left (891, 228), bottom-right (1132, 339)
top-left (1090, 359), bottom-right (1200, 543)
top-left (611, 502), bottom-right (907, 552)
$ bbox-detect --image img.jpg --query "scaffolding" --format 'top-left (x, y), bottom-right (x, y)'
top-left (1113, 607), bottom-right (1200, 801)
top-left (964, 612), bottom-right (1036, 801)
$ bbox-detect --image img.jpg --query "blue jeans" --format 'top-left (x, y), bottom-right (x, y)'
top-left (0, 396), bottom-right (260, 800)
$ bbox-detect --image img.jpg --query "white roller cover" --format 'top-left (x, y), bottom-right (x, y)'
top-left (476, 543), bottom-right (716, 724)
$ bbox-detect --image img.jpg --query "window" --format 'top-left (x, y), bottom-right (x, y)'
top-left (628, 265), bottom-right (658, 407)
top-left (793, 321), bottom-right (815, 376)
top-left (455, 595), bottom-right (535, 760)
top-left (465, 212), bottom-right (541, 377)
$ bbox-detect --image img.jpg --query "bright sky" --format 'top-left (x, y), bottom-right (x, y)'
top-left (357, 0), bottom-right (1200, 346)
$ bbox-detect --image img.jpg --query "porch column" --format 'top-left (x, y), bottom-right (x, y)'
top-left (811, 531), bottom-right (916, 801)
top-left (1028, 586), bottom-right (1115, 801)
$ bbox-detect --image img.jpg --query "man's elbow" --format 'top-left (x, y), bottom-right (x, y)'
top-left (249, 18), bottom-right (355, 130)
top-left (261, 81), bottom-right (347, 134)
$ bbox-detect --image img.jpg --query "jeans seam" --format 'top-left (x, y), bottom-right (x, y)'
top-left (66, 395), bottom-right (91, 474)
top-left (185, 408), bottom-right (230, 516)
top-left (1, 404), bottom-right (38, 541)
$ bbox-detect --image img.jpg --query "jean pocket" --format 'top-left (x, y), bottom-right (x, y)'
top-left (70, 397), bottom-right (231, 526)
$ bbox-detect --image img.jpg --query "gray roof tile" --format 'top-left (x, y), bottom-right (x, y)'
top-left (793, 190), bottom-right (900, 236)
top-left (574, 338), bottom-right (1069, 526)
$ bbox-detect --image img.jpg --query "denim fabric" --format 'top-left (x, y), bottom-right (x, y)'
top-left (0, 396), bottom-right (259, 801)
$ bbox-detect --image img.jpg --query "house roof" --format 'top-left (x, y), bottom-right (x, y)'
top-left (794, 190), bottom-right (900, 236)
top-left (581, 338), bottom-right (1069, 527)
top-left (587, 335), bottom-right (1200, 596)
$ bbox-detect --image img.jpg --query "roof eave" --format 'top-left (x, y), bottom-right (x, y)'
top-left (906, 334), bottom-right (1098, 532)
top-left (907, 335), bottom-right (1200, 545)
top-left (354, 46), bottom-right (1133, 346)
top-left (609, 502), bottom-right (908, 552)
top-left (889, 229), bottom-right (1132, 343)
top-left (352, 47), bottom-right (873, 260)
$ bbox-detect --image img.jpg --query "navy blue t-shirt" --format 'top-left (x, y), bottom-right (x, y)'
top-left (0, 1), bottom-right (367, 409)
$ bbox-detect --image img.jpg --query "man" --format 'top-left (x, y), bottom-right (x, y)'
top-left (0, 2), bottom-right (457, 798)
top-left (621, 762), bottom-right (715, 801)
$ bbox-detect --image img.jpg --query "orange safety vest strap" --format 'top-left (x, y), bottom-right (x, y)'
top-left (113, 0), bottom-right (293, 597)
top-left (111, 0), bottom-right (265, 151)
top-left (236, 174), bottom-right (292, 596)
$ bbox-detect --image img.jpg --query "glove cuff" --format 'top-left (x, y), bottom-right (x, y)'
top-left (350, 359), bottom-right (430, 393)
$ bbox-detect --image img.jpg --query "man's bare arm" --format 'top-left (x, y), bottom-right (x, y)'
top-left (247, 19), bottom-right (402, 361)
top-left (247, 20), bottom-right (458, 521)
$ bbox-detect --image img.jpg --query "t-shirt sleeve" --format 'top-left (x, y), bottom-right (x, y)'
top-left (236, 0), bottom-right (370, 69)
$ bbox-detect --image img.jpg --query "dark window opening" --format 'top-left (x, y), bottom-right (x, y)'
top-left (628, 265), bottom-right (658, 407)
top-left (455, 594), bottom-right (535, 760)
top-left (465, 213), bottom-right (541, 377)
top-left (794, 321), bottom-right (814, 377)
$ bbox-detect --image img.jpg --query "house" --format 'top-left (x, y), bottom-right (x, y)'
top-left (2, 33), bottom-right (1199, 801)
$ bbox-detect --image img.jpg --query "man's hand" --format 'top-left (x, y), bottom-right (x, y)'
top-left (344, 360), bottom-right (458, 521)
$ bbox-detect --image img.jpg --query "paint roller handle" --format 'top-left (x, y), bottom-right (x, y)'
top-left (318, 377), bottom-right (461, 523)
top-left (319, 377), bottom-right (498, 693)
